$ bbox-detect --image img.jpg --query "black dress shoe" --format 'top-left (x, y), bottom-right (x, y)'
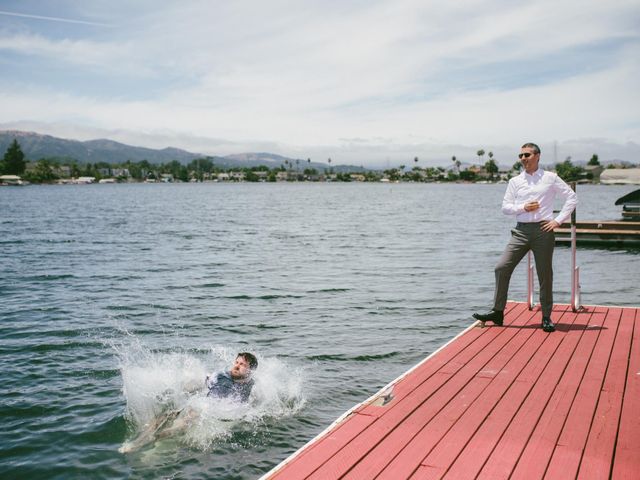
top-left (542, 316), bottom-right (556, 332)
top-left (472, 310), bottom-right (504, 326)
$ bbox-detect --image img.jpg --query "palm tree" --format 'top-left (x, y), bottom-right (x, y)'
top-left (477, 149), bottom-right (485, 164)
top-left (451, 155), bottom-right (460, 174)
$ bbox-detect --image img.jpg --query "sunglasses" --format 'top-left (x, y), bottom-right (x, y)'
top-left (518, 152), bottom-right (537, 159)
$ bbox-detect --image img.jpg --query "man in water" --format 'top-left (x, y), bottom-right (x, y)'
top-left (119, 352), bottom-right (258, 453)
top-left (206, 352), bottom-right (258, 402)
top-left (473, 142), bottom-right (577, 332)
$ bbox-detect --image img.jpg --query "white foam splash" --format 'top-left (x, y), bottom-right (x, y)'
top-left (116, 343), bottom-right (306, 452)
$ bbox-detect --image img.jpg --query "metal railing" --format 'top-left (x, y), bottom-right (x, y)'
top-left (527, 251), bottom-right (535, 310)
top-left (527, 181), bottom-right (582, 312)
top-left (570, 184), bottom-right (582, 312)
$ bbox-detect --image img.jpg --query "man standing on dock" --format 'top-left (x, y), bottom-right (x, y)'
top-left (473, 142), bottom-right (577, 332)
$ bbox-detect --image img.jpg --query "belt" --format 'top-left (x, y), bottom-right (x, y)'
top-left (516, 221), bottom-right (549, 227)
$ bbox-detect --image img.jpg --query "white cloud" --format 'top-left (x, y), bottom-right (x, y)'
top-left (0, 0), bottom-right (638, 165)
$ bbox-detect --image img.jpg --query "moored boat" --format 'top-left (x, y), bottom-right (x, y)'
top-left (615, 187), bottom-right (640, 220)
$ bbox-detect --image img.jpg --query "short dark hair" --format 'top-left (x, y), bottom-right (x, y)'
top-left (521, 142), bottom-right (541, 154)
top-left (237, 352), bottom-right (258, 370)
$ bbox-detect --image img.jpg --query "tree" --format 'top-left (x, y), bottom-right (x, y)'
top-left (588, 154), bottom-right (600, 166)
top-left (451, 155), bottom-right (460, 174)
top-left (188, 157), bottom-right (214, 174)
top-left (244, 170), bottom-right (260, 182)
top-left (477, 149), bottom-right (485, 164)
top-left (24, 159), bottom-right (58, 183)
top-left (383, 168), bottom-right (400, 181)
top-left (484, 159), bottom-right (498, 178)
top-left (555, 157), bottom-right (584, 182)
top-left (2, 139), bottom-right (27, 175)
top-left (459, 169), bottom-right (477, 181)
top-left (512, 161), bottom-right (523, 172)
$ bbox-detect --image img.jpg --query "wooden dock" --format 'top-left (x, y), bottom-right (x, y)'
top-left (261, 301), bottom-right (639, 479)
top-left (555, 221), bottom-right (640, 247)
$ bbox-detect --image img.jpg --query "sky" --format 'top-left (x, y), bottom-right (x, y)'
top-left (0, 0), bottom-right (639, 168)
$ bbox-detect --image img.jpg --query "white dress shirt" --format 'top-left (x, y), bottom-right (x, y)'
top-left (501, 168), bottom-right (578, 224)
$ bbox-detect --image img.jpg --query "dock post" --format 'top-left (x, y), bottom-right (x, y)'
top-left (570, 182), bottom-right (582, 312)
top-left (527, 251), bottom-right (535, 310)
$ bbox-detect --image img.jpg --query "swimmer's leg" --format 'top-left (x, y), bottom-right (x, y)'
top-left (155, 407), bottom-right (198, 439)
top-left (118, 409), bottom-right (183, 453)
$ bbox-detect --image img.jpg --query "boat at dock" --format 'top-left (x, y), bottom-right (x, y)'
top-left (261, 301), bottom-right (640, 479)
top-left (0, 174), bottom-right (27, 186)
top-left (615, 188), bottom-right (640, 220)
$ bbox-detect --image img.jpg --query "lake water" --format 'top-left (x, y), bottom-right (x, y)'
top-left (1, 182), bottom-right (638, 479)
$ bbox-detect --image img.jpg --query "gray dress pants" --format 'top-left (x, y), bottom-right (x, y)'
top-left (493, 222), bottom-right (555, 317)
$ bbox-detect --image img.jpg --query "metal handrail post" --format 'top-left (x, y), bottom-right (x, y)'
top-left (527, 251), bottom-right (535, 310)
top-left (570, 182), bottom-right (582, 312)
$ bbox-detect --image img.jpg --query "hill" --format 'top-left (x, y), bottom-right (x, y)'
top-left (0, 130), bottom-right (200, 164)
top-left (0, 130), bottom-right (366, 171)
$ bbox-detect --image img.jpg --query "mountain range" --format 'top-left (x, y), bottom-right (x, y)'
top-left (0, 130), bottom-right (363, 171)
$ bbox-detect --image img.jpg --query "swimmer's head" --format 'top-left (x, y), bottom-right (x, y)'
top-left (230, 352), bottom-right (258, 380)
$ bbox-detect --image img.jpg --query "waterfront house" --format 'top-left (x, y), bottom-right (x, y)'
top-left (276, 171), bottom-right (289, 181)
top-left (600, 168), bottom-right (640, 185)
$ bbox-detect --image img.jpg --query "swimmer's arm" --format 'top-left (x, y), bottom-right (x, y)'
top-left (183, 378), bottom-right (205, 394)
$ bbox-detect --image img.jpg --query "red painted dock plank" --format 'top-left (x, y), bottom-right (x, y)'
top-left (476, 306), bottom-right (604, 480)
top-left (509, 308), bottom-right (612, 480)
top-left (272, 412), bottom-right (377, 479)
top-left (378, 308), bottom-right (566, 480)
top-left (405, 308), bottom-right (575, 480)
top-left (535, 307), bottom-right (621, 479)
top-left (578, 307), bottom-right (635, 479)
top-left (327, 305), bottom-right (536, 480)
top-left (261, 303), bottom-right (640, 480)
top-left (442, 307), bottom-right (584, 480)
top-left (611, 307), bottom-right (640, 479)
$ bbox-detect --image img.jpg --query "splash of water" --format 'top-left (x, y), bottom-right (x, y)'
top-left (115, 342), bottom-right (306, 452)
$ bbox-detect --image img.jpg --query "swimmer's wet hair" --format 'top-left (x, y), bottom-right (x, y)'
top-left (238, 352), bottom-right (258, 370)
